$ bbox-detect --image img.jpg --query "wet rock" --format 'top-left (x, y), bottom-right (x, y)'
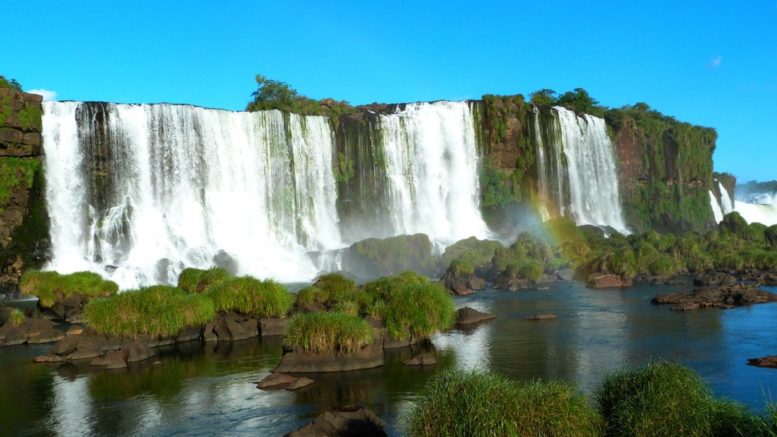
top-left (47, 294), bottom-right (88, 323)
top-left (557, 268), bottom-right (575, 281)
top-left (382, 336), bottom-right (420, 349)
top-left (223, 313), bottom-right (258, 341)
top-left (0, 318), bottom-right (63, 346)
top-left (467, 276), bottom-right (486, 291)
top-left (91, 350), bottom-right (127, 369)
top-left (286, 377), bottom-right (315, 391)
top-left (257, 372), bottom-right (298, 390)
top-left (587, 273), bottom-right (633, 289)
top-left (455, 307), bottom-right (496, 326)
top-left (66, 326), bottom-right (84, 336)
top-left (747, 356), bottom-right (777, 368)
top-left (525, 313), bottom-right (557, 321)
top-left (175, 326), bottom-right (201, 343)
top-left (404, 351), bottom-right (436, 366)
top-left (285, 405), bottom-right (387, 437)
top-left (652, 285), bottom-right (777, 311)
top-left (260, 318), bottom-right (289, 337)
top-left (34, 354), bottom-right (66, 363)
top-left (203, 321), bottom-right (218, 342)
top-left (124, 340), bottom-right (155, 363)
top-left (274, 341), bottom-right (384, 373)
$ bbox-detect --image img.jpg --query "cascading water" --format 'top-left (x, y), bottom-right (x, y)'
top-left (735, 191), bottom-right (777, 226)
top-left (42, 102), bottom-right (342, 288)
top-left (710, 191), bottom-right (724, 223)
top-left (553, 106), bottom-right (629, 234)
top-left (378, 102), bottom-right (489, 246)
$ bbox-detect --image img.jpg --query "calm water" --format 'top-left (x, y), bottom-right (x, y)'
top-left (2, 281), bottom-right (777, 436)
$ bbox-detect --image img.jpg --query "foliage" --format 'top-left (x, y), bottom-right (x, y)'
top-left (19, 270), bottom-right (118, 308)
top-left (8, 308), bottom-right (25, 326)
top-left (372, 280), bottom-right (454, 341)
top-left (246, 74), bottom-right (354, 116)
top-left (283, 311), bottom-right (373, 353)
top-left (84, 286), bottom-right (215, 338)
top-left (295, 273), bottom-right (373, 312)
top-left (0, 75), bottom-right (22, 90)
top-left (530, 88), bottom-right (557, 107)
top-left (0, 158), bottom-right (40, 207)
top-left (206, 276), bottom-right (293, 318)
top-left (555, 88), bottom-right (606, 117)
top-left (177, 267), bottom-right (230, 294)
top-left (441, 237), bottom-right (503, 274)
top-left (408, 370), bottom-right (602, 437)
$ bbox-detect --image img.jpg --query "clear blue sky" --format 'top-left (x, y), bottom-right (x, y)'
top-left (3, 1), bottom-right (776, 182)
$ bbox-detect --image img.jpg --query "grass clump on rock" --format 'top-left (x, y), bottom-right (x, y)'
top-left (8, 308), bottom-right (25, 326)
top-left (598, 361), bottom-right (769, 436)
top-left (19, 270), bottom-right (119, 308)
top-left (371, 278), bottom-right (454, 342)
top-left (284, 312), bottom-right (373, 353)
top-left (408, 369), bottom-right (602, 437)
top-left (84, 286), bottom-right (215, 338)
top-left (206, 276), bottom-right (293, 318)
top-left (295, 273), bottom-right (370, 310)
top-left (177, 267), bottom-right (230, 294)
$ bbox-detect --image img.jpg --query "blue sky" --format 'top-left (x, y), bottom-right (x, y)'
top-left (3, 1), bottom-right (776, 181)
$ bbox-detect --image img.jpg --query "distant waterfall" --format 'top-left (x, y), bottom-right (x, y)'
top-left (710, 191), bottom-right (724, 223)
top-left (553, 107), bottom-right (629, 234)
top-left (718, 182), bottom-right (734, 215)
top-left (42, 102), bottom-right (342, 288)
top-left (735, 191), bottom-right (777, 226)
top-left (378, 102), bottom-right (489, 246)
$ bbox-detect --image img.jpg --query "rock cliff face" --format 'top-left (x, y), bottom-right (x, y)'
top-left (0, 87), bottom-right (48, 291)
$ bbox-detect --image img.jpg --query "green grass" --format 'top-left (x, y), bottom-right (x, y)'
top-left (8, 308), bottom-right (25, 327)
top-left (597, 361), bottom-right (771, 437)
top-left (283, 311), bottom-right (373, 353)
top-left (19, 271), bottom-right (119, 308)
top-left (377, 280), bottom-right (454, 342)
top-left (177, 267), bottom-right (230, 294)
top-left (84, 286), bottom-right (215, 338)
top-left (206, 276), bottom-right (293, 318)
top-left (408, 370), bottom-right (602, 437)
top-left (295, 273), bottom-right (374, 312)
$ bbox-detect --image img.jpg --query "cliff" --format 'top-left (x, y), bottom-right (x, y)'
top-left (0, 85), bottom-right (49, 291)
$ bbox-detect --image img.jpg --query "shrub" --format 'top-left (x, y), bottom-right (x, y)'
top-left (206, 276), bottom-right (293, 318)
top-left (598, 361), bottom-right (715, 436)
top-left (379, 281), bottom-right (454, 341)
top-left (362, 271), bottom-right (429, 301)
top-left (177, 267), bottom-right (230, 294)
top-left (408, 370), bottom-right (602, 437)
top-left (295, 273), bottom-right (374, 312)
top-left (8, 308), bottom-right (25, 326)
top-left (441, 237), bottom-right (503, 270)
top-left (284, 312), bottom-right (373, 353)
top-left (19, 270), bottom-right (118, 308)
top-left (84, 286), bottom-right (215, 338)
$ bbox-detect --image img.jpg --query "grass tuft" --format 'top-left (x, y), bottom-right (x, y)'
top-left (8, 308), bottom-right (25, 326)
top-left (284, 311), bottom-right (373, 353)
top-left (20, 270), bottom-right (118, 308)
top-left (206, 276), bottom-right (293, 318)
top-left (177, 267), bottom-right (230, 294)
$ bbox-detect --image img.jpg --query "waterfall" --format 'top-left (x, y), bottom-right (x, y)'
top-left (378, 102), bottom-right (489, 246)
top-left (734, 191), bottom-right (777, 226)
top-left (710, 191), bottom-right (724, 223)
top-left (553, 106), bottom-right (629, 234)
top-left (718, 182), bottom-right (734, 214)
top-left (42, 102), bottom-right (342, 288)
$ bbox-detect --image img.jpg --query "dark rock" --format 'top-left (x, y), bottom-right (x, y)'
top-left (652, 285), bottom-right (777, 311)
top-left (557, 268), bottom-right (574, 281)
top-left (448, 279), bottom-right (474, 296)
top-left (285, 405), bottom-right (387, 437)
top-left (455, 307), bottom-right (496, 326)
top-left (286, 377), bottom-right (315, 391)
top-left (34, 354), bottom-right (66, 363)
top-left (747, 356), bottom-right (777, 368)
top-left (91, 350), bottom-right (127, 369)
top-left (124, 340), bottom-right (155, 363)
top-left (467, 276), bottom-right (486, 291)
top-left (382, 336), bottom-right (420, 349)
top-left (404, 351), bottom-right (436, 366)
top-left (257, 372), bottom-right (298, 390)
top-left (274, 341), bottom-right (384, 373)
top-left (587, 273), bottom-right (633, 289)
top-left (525, 313), bottom-right (557, 321)
top-left (0, 318), bottom-right (62, 346)
top-left (175, 326), bottom-right (201, 343)
top-left (66, 326), bottom-right (84, 336)
top-left (260, 318), bottom-right (288, 336)
top-left (223, 313), bottom-right (258, 341)
top-left (298, 302), bottom-right (326, 313)
top-left (203, 321), bottom-right (218, 342)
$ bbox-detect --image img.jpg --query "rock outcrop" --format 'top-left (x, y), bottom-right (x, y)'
top-left (285, 405), bottom-right (387, 437)
top-left (652, 286), bottom-right (777, 311)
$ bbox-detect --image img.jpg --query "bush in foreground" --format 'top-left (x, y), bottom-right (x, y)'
top-left (19, 270), bottom-right (118, 308)
top-left (84, 286), bottom-right (215, 338)
top-left (206, 276), bottom-right (293, 318)
top-left (598, 361), bottom-right (770, 436)
top-left (408, 370), bottom-right (602, 437)
top-left (284, 312), bottom-right (373, 353)
top-left (177, 267), bottom-right (230, 294)
top-left (378, 281), bottom-right (454, 342)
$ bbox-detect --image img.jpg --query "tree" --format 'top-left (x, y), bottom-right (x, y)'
top-left (530, 89), bottom-right (557, 106)
top-left (0, 75), bottom-right (22, 91)
top-left (555, 88), bottom-right (605, 116)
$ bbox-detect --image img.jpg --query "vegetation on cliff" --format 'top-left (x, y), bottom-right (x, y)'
top-left (246, 74), bottom-right (354, 117)
top-left (0, 75), bottom-right (22, 91)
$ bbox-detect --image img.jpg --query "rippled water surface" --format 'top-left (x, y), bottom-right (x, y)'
top-left (2, 282), bottom-right (777, 436)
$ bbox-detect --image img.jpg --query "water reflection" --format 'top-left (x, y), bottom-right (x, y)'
top-left (0, 283), bottom-right (776, 436)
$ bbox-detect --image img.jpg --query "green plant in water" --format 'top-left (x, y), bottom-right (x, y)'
top-left (284, 311), bottom-right (373, 353)
top-left (206, 276), bottom-right (293, 318)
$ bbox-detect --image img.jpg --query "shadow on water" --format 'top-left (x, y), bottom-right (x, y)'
top-left (1, 282), bottom-right (777, 435)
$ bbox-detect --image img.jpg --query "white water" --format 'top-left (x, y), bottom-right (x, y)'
top-left (553, 107), bottom-right (629, 234)
top-left (710, 190), bottom-right (724, 223)
top-left (735, 191), bottom-right (777, 226)
top-left (533, 108), bottom-right (550, 220)
top-left (379, 102), bottom-right (489, 246)
top-left (42, 102), bottom-right (342, 288)
top-left (719, 182), bottom-right (734, 215)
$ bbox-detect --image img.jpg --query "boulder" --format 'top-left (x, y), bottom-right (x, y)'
top-left (525, 313), bottom-right (557, 321)
top-left (274, 341), bottom-right (384, 373)
top-left (260, 318), bottom-right (289, 336)
top-left (175, 326), bottom-right (202, 343)
top-left (286, 377), bottom-right (315, 391)
top-left (557, 268), bottom-right (575, 281)
top-left (587, 273), bottom-right (632, 289)
top-left (455, 307), bottom-right (496, 326)
top-left (652, 285), bottom-right (777, 311)
top-left (747, 356), bottom-right (777, 368)
top-left (467, 276), bottom-right (486, 291)
top-left (66, 326), bottom-right (84, 336)
top-left (124, 340), bottom-right (155, 363)
top-left (34, 354), bottom-right (66, 363)
top-left (0, 318), bottom-right (63, 346)
top-left (91, 350), bottom-right (127, 369)
top-left (257, 372), bottom-right (298, 390)
top-left (404, 351), bottom-right (436, 366)
top-left (285, 405), bottom-right (386, 437)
